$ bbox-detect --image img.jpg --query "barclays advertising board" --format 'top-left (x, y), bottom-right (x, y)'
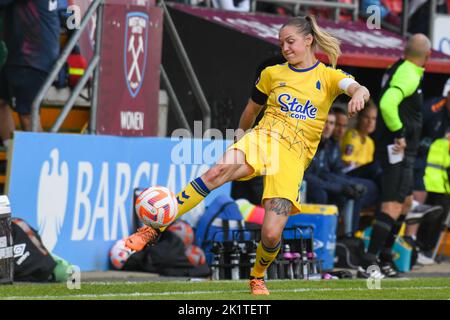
top-left (7, 132), bottom-right (231, 271)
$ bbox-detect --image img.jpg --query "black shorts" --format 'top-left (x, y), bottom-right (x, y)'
top-left (379, 153), bottom-right (415, 203)
top-left (0, 66), bottom-right (48, 115)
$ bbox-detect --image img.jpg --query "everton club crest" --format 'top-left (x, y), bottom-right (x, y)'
top-left (124, 12), bottom-right (149, 98)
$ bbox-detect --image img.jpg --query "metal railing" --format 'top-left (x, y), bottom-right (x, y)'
top-left (400, 0), bottom-right (438, 39)
top-left (88, 0), bottom-right (104, 134)
top-left (31, 0), bottom-right (104, 132)
top-left (160, 65), bottom-right (191, 132)
top-left (428, 0), bottom-right (437, 44)
top-left (160, 0), bottom-right (211, 135)
top-left (31, 0), bottom-right (208, 136)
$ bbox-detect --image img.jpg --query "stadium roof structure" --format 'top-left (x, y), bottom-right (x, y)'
top-left (170, 3), bottom-right (450, 74)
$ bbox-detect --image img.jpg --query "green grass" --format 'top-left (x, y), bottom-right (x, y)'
top-left (1, 278), bottom-right (450, 300)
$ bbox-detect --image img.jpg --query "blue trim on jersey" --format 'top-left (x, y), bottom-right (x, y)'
top-left (192, 177), bottom-right (210, 197)
top-left (288, 60), bottom-right (320, 73)
top-left (191, 181), bottom-right (207, 197)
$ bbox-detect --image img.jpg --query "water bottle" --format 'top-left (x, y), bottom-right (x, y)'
top-left (266, 249), bottom-right (278, 280)
top-left (291, 251), bottom-right (301, 279)
top-left (237, 242), bottom-right (248, 278)
top-left (282, 244), bottom-right (294, 280)
top-left (300, 239), bottom-right (309, 279)
top-left (230, 241), bottom-right (240, 280)
top-left (210, 242), bottom-right (221, 280)
top-left (0, 195), bottom-right (13, 285)
top-left (307, 251), bottom-right (322, 279)
top-left (212, 242), bottom-right (226, 280)
top-left (246, 241), bottom-right (257, 279)
top-left (343, 199), bottom-right (355, 237)
top-left (307, 252), bottom-right (319, 274)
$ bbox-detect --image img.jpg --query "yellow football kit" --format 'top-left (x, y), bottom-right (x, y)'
top-left (341, 128), bottom-right (375, 168)
top-left (231, 61), bottom-right (353, 213)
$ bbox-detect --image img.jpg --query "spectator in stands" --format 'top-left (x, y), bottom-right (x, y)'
top-left (332, 106), bottom-right (349, 145)
top-left (360, 34), bottom-right (432, 278)
top-left (360, 0), bottom-right (402, 27)
top-left (418, 132), bottom-right (450, 260)
top-left (0, 0), bottom-right (60, 152)
top-left (341, 100), bottom-right (377, 171)
top-left (412, 78), bottom-right (450, 206)
top-left (212, 0), bottom-right (251, 12)
top-left (403, 78), bottom-right (450, 265)
top-left (305, 110), bottom-right (378, 236)
top-left (408, 0), bottom-right (448, 36)
top-left (341, 100), bottom-right (383, 185)
top-left (254, 2), bottom-right (291, 16)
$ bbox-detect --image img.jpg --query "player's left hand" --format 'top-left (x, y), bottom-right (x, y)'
top-left (347, 94), bottom-right (365, 118)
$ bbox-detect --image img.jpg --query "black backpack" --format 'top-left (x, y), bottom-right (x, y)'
top-left (11, 218), bottom-right (56, 282)
top-left (334, 236), bottom-right (366, 269)
top-left (123, 231), bottom-right (210, 277)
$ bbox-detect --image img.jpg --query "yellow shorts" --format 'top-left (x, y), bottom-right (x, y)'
top-left (229, 130), bottom-right (307, 214)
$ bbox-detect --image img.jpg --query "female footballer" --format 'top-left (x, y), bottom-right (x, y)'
top-left (125, 15), bottom-right (370, 295)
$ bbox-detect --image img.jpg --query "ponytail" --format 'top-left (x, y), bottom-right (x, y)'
top-left (282, 15), bottom-right (341, 68)
top-left (306, 16), bottom-right (341, 68)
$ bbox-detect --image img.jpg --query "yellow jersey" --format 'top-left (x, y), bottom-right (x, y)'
top-left (254, 61), bottom-right (353, 162)
top-left (341, 128), bottom-right (375, 168)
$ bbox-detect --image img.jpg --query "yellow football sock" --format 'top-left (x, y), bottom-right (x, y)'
top-left (250, 241), bottom-right (281, 278)
top-left (159, 177), bottom-right (210, 232)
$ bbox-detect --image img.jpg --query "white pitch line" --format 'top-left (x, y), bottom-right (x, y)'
top-left (3, 286), bottom-right (450, 300)
top-left (80, 278), bottom-right (415, 286)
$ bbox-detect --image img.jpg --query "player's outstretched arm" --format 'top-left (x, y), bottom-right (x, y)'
top-left (346, 83), bottom-right (370, 118)
top-left (236, 99), bottom-right (264, 140)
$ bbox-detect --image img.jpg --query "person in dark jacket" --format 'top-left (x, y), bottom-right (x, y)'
top-left (413, 78), bottom-right (450, 200)
top-left (403, 78), bottom-right (450, 265)
top-left (361, 34), bottom-right (432, 277)
top-left (305, 109), bottom-right (378, 236)
top-left (0, 0), bottom-right (60, 152)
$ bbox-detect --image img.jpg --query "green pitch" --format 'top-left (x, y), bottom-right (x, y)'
top-left (1, 277), bottom-right (450, 300)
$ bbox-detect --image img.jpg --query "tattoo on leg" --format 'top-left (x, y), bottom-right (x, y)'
top-left (268, 198), bottom-right (292, 216)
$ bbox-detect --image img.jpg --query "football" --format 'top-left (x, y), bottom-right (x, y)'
top-left (109, 239), bottom-right (133, 270)
top-left (185, 245), bottom-right (206, 266)
top-left (167, 220), bottom-right (194, 246)
top-left (135, 186), bottom-right (178, 229)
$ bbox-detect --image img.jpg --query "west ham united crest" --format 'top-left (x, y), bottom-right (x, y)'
top-left (124, 12), bottom-right (149, 98)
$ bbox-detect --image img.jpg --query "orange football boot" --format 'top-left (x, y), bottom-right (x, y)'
top-left (249, 278), bottom-right (270, 295)
top-left (125, 226), bottom-right (160, 251)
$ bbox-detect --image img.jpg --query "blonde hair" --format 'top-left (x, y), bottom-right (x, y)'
top-left (282, 15), bottom-right (341, 68)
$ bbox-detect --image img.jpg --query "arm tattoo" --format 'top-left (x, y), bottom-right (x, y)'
top-left (268, 198), bottom-right (292, 216)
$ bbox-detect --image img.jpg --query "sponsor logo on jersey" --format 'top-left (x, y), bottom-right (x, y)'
top-left (345, 144), bottom-right (354, 155)
top-left (277, 93), bottom-right (317, 120)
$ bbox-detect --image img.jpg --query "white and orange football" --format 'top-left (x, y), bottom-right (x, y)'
top-left (109, 239), bottom-right (133, 270)
top-left (135, 186), bottom-right (178, 229)
top-left (185, 245), bottom-right (206, 266)
top-left (167, 220), bottom-right (194, 247)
